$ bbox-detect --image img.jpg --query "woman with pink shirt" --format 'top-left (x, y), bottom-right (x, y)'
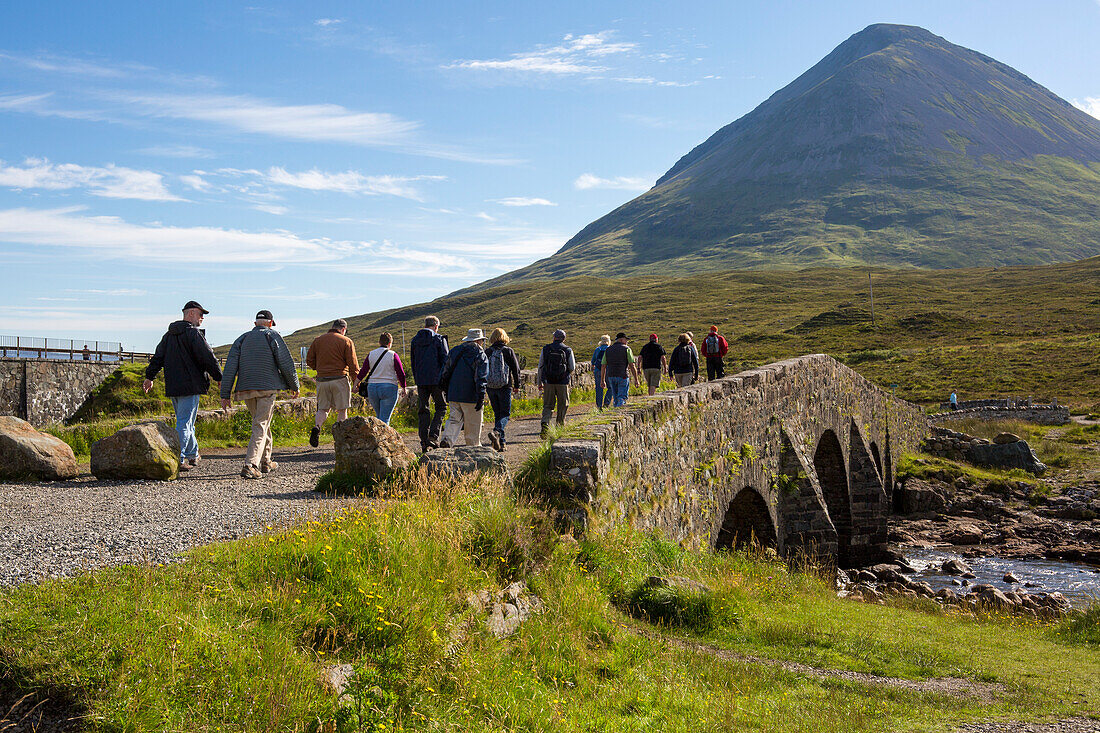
top-left (355, 331), bottom-right (408, 424)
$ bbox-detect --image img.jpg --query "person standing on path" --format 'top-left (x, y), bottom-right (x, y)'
top-left (701, 325), bottom-right (729, 381)
top-left (484, 327), bottom-right (521, 452)
top-left (590, 335), bottom-right (612, 410)
top-left (639, 334), bottom-right (667, 396)
top-left (143, 300), bottom-right (223, 471)
top-left (601, 332), bottom-right (640, 408)
top-left (306, 318), bottom-right (359, 448)
top-left (538, 329), bottom-right (575, 436)
top-left (439, 328), bottom-right (488, 447)
top-left (949, 391), bottom-right (959, 411)
top-left (410, 316), bottom-right (449, 451)
top-left (356, 332), bottom-right (408, 425)
top-left (220, 310), bottom-right (300, 479)
top-left (668, 333), bottom-right (699, 387)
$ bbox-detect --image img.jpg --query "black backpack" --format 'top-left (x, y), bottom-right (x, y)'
top-left (544, 344), bottom-right (568, 383)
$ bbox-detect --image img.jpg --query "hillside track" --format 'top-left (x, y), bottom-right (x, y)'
top-left (1, 405), bottom-right (596, 587)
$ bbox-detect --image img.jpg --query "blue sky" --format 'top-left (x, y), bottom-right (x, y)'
top-left (3, 0), bottom-right (1099, 350)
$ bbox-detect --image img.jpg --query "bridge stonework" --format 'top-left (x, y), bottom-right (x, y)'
top-left (549, 354), bottom-right (928, 567)
top-left (0, 358), bottom-right (117, 427)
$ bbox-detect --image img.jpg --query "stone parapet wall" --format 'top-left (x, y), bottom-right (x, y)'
top-left (0, 358), bottom-right (118, 426)
top-left (548, 354), bottom-right (928, 565)
top-left (932, 406), bottom-right (1070, 426)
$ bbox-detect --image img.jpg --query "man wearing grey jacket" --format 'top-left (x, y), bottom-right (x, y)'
top-left (220, 309), bottom-right (300, 478)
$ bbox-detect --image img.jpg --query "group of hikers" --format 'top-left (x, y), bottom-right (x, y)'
top-left (144, 301), bottom-right (734, 480)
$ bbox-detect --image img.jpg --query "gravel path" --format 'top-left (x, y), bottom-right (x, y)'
top-left (956, 720), bottom-right (1100, 732)
top-left (0, 446), bottom-right (343, 587)
top-left (0, 405), bottom-right (594, 588)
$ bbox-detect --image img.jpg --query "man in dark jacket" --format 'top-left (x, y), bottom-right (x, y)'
top-left (409, 315), bottom-right (450, 451)
top-left (439, 328), bottom-right (488, 447)
top-left (538, 329), bottom-right (575, 435)
top-left (143, 300), bottom-right (223, 470)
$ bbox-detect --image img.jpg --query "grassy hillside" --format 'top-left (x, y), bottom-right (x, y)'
top-left (2, 474), bottom-right (1097, 731)
top-left (286, 258), bottom-right (1100, 411)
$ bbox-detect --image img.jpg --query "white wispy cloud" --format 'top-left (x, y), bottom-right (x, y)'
top-left (0, 158), bottom-right (182, 201)
top-left (265, 167), bottom-right (445, 200)
top-left (1073, 97), bottom-right (1100, 120)
top-left (314, 18), bottom-right (343, 27)
top-left (0, 51), bottom-right (216, 86)
top-left (136, 144), bottom-right (215, 159)
top-left (0, 206), bottom-right (345, 263)
top-left (118, 92), bottom-right (418, 145)
top-left (610, 76), bottom-right (697, 88)
top-left (252, 203), bottom-right (289, 215)
top-left (179, 174), bottom-right (211, 191)
top-left (574, 173), bottom-right (651, 191)
top-left (491, 196), bottom-right (557, 207)
top-left (447, 31), bottom-right (635, 75)
top-left (66, 288), bottom-right (148, 296)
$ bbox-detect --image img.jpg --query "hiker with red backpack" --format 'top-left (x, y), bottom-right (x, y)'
top-left (484, 327), bottom-right (521, 452)
top-left (701, 325), bottom-right (729, 380)
top-left (538, 329), bottom-right (575, 436)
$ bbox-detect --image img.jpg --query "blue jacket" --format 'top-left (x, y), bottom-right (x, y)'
top-left (410, 328), bottom-right (449, 386)
top-left (440, 340), bottom-right (488, 404)
top-left (590, 344), bottom-right (609, 368)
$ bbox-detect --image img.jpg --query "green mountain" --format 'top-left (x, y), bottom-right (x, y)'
top-left (478, 23), bottom-right (1100, 287)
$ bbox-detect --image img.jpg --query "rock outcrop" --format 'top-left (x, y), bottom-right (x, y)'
top-left (419, 446), bottom-right (509, 480)
top-left (467, 581), bottom-right (545, 638)
top-left (331, 416), bottom-right (416, 481)
top-left (90, 422), bottom-right (179, 481)
top-left (0, 415), bottom-right (78, 481)
top-left (968, 440), bottom-right (1047, 475)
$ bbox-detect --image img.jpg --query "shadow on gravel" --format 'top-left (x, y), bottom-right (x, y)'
top-left (246, 490), bottom-right (330, 501)
top-left (0, 664), bottom-right (87, 732)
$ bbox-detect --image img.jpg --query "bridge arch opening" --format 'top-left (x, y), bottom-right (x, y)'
top-left (814, 429), bottom-right (852, 565)
top-left (715, 487), bottom-right (777, 551)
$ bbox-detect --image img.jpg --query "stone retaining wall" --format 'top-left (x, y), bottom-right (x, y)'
top-left (932, 406), bottom-right (1070, 426)
top-left (0, 358), bottom-right (118, 427)
top-left (548, 354), bottom-right (928, 566)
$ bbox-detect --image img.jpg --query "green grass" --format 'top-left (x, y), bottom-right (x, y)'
top-left (2, 475), bottom-right (1098, 732)
top-left (897, 453), bottom-right (1039, 486)
top-left (284, 258), bottom-right (1100, 412)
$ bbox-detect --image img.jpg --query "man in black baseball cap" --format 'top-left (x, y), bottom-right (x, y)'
top-left (143, 300), bottom-right (222, 474)
top-left (255, 309), bottom-right (275, 326)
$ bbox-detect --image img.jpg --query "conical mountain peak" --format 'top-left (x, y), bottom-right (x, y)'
top-left (474, 24), bottom-right (1100, 289)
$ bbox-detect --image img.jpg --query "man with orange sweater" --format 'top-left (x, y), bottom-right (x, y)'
top-left (306, 319), bottom-right (359, 447)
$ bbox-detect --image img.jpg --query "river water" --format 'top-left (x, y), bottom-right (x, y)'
top-left (902, 547), bottom-right (1100, 608)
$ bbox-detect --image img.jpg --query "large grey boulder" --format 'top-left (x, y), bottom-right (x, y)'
top-left (967, 440), bottom-right (1046, 475)
top-left (331, 416), bottom-right (416, 480)
top-left (0, 416), bottom-right (78, 481)
top-left (419, 446), bottom-right (509, 480)
top-left (895, 478), bottom-right (950, 514)
top-left (91, 422), bottom-right (179, 481)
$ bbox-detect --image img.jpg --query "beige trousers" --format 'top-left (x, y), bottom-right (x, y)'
top-left (674, 373), bottom-right (694, 388)
top-left (239, 390), bottom-right (277, 468)
top-left (442, 401), bottom-right (483, 446)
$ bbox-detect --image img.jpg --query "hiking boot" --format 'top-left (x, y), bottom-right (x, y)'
top-left (240, 465), bottom-right (262, 479)
top-left (438, 438), bottom-right (452, 449)
top-left (309, 426), bottom-right (320, 448)
top-left (487, 431), bottom-right (502, 452)
top-left (178, 460), bottom-right (193, 472)
top-left (187, 454), bottom-right (201, 468)
top-left (539, 424), bottom-right (549, 439)
top-left (260, 461), bottom-right (278, 474)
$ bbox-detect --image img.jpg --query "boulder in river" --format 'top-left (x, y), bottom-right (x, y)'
top-left (0, 416), bottom-right (78, 481)
top-left (946, 522), bottom-right (985, 545)
top-left (941, 558), bottom-right (972, 575)
top-left (1003, 571), bottom-right (1021, 584)
top-left (91, 422), bottom-right (180, 481)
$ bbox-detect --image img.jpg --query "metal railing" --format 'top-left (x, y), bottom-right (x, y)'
top-left (0, 335), bottom-right (152, 363)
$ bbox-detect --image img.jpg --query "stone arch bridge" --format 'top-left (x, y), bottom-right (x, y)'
top-left (549, 354), bottom-right (929, 567)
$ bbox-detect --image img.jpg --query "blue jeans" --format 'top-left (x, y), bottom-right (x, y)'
top-left (367, 382), bottom-right (400, 424)
top-left (171, 394), bottom-right (201, 460)
top-left (487, 386), bottom-right (511, 443)
top-left (595, 379), bottom-right (612, 409)
top-left (608, 377), bottom-right (630, 407)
